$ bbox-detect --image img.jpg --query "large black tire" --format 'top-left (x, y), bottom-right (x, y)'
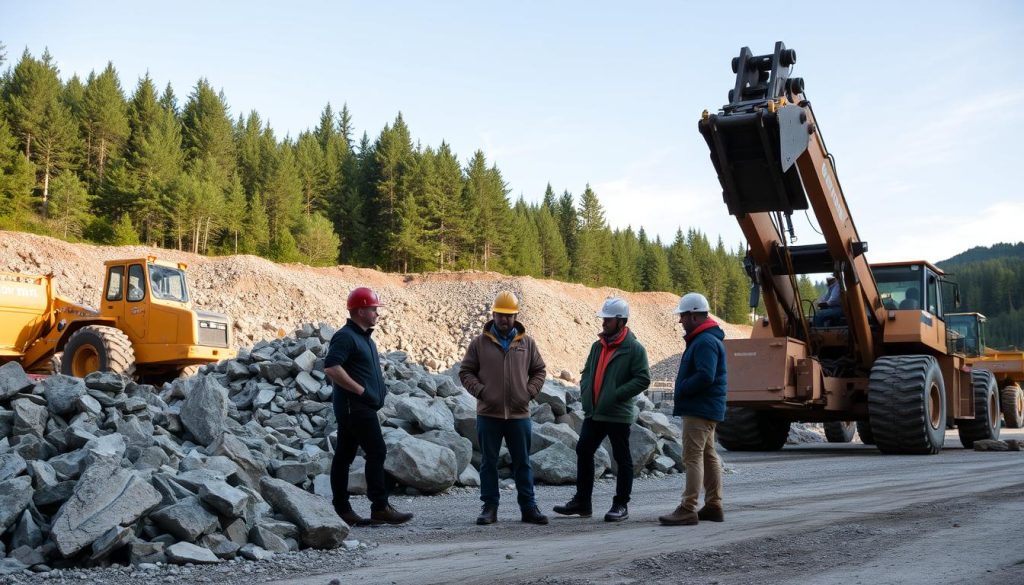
top-left (1001, 385), bottom-right (1023, 429)
top-left (823, 421), bottom-right (856, 443)
top-left (957, 369), bottom-right (1000, 447)
top-left (856, 420), bottom-right (876, 445)
top-left (868, 355), bottom-right (946, 455)
top-left (716, 407), bottom-right (791, 451)
top-left (61, 325), bottom-right (136, 378)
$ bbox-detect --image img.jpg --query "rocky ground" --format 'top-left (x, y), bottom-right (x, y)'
top-left (0, 231), bottom-right (750, 380)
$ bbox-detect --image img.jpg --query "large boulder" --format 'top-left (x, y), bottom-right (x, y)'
top-left (151, 497), bottom-right (220, 542)
top-left (531, 422), bottom-right (580, 454)
top-left (41, 375), bottom-right (87, 416)
top-left (180, 376), bottom-right (229, 446)
top-left (0, 476), bottom-right (33, 532)
top-left (394, 396), bottom-right (456, 432)
top-left (603, 424), bottom-right (660, 474)
top-left (49, 460), bottom-right (162, 557)
top-left (384, 436), bottom-right (458, 493)
top-left (638, 411), bottom-right (680, 440)
top-left (208, 433), bottom-right (267, 489)
top-left (12, 398), bottom-right (48, 437)
top-left (535, 383), bottom-right (569, 416)
top-left (530, 442), bottom-right (577, 484)
top-left (417, 430), bottom-right (473, 473)
top-left (259, 477), bottom-right (348, 549)
top-left (0, 362), bottom-right (34, 401)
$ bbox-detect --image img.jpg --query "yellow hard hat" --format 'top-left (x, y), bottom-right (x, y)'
top-left (492, 290), bottom-right (520, 314)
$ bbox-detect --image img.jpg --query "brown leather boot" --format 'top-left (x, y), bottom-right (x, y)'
top-left (697, 505), bottom-right (724, 522)
top-left (659, 505), bottom-right (699, 526)
top-left (338, 508), bottom-right (370, 527)
top-left (370, 504), bottom-right (414, 525)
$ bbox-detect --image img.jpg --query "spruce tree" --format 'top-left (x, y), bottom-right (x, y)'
top-left (503, 198), bottom-right (543, 276)
top-left (535, 204), bottom-right (569, 279)
top-left (81, 62), bottom-right (129, 185)
top-left (432, 142), bottom-right (467, 269)
top-left (556, 190), bottom-right (579, 272)
top-left (668, 228), bottom-right (704, 294)
top-left (296, 213), bottom-right (341, 266)
top-left (611, 227), bottom-right (641, 291)
top-left (111, 212), bottom-right (140, 245)
top-left (294, 131), bottom-right (325, 216)
top-left (241, 191), bottom-right (270, 256)
top-left (48, 171), bottom-right (92, 238)
top-left (181, 78), bottom-right (235, 189)
top-left (0, 117), bottom-right (36, 229)
top-left (573, 184), bottom-right (613, 284)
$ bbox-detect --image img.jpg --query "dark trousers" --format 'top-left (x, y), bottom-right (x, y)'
top-left (575, 418), bottom-right (633, 505)
top-left (477, 415), bottom-right (536, 509)
top-left (331, 407), bottom-right (388, 511)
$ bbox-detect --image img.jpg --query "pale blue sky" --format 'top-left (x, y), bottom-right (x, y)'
top-left (3, 1), bottom-right (1022, 264)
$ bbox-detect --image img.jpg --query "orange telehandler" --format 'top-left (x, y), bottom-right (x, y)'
top-left (697, 42), bottom-right (999, 454)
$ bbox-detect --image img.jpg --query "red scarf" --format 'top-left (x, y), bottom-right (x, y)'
top-left (684, 318), bottom-right (718, 343)
top-left (593, 326), bottom-right (628, 403)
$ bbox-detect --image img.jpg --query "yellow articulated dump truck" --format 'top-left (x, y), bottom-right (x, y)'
top-left (0, 256), bottom-right (235, 381)
top-left (946, 312), bottom-right (1024, 428)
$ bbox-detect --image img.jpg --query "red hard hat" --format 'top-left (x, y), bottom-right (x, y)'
top-left (347, 287), bottom-right (382, 310)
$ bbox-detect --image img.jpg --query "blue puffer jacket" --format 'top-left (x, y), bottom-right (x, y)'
top-left (672, 322), bottom-right (727, 422)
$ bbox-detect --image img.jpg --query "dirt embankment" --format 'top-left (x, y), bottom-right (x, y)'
top-left (0, 231), bottom-right (750, 379)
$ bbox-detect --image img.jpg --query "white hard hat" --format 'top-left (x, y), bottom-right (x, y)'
top-left (597, 297), bottom-right (630, 319)
top-left (674, 292), bottom-right (710, 314)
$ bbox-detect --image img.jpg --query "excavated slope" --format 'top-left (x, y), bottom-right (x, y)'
top-left (0, 231), bottom-right (751, 381)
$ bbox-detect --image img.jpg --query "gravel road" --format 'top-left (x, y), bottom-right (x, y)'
top-left (5, 430), bottom-right (1021, 585)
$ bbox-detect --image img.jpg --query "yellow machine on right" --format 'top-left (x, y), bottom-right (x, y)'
top-left (946, 312), bottom-right (1024, 428)
top-left (697, 42), bottom-right (1001, 454)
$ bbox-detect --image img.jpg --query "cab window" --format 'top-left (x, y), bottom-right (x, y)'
top-left (926, 273), bottom-right (939, 317)
top-left (105, 266), bottom-right (124, 301)
top-left (872, 265), bottom-right (923, 311)
top-left (127, 264), bottom-right (146, 302)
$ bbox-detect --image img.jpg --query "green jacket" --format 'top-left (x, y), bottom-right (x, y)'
top-left (579, 329), bottom-right (651, 423)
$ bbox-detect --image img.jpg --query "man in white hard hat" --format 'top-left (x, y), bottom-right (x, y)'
top-left (553, 296), bottom-right (650, 522)
top-left (460, 291), bottom-right (549, 526)
top-left (659, 292), bottom-right (727, 526)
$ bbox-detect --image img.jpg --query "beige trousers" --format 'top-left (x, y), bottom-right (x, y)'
top-left (681, 416), bottom-right (723, 512)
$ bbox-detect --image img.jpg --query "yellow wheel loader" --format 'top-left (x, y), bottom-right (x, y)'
top-left (0, 256), bottom-right (235, 381)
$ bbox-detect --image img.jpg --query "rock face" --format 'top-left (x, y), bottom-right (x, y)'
top-left (49, 460), bottom-right (162, 557)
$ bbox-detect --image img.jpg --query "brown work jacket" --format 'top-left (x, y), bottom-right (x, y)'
top-left (459, 321), bottom-right (547, 419)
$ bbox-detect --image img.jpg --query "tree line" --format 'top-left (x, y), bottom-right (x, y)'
top-left (939, 244), bottom-right (1024, 349)
top-left (0, 46), bottom-right (759, 321)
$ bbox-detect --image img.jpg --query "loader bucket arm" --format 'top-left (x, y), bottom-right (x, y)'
top-left (697, 42), bottom-right (886, 370)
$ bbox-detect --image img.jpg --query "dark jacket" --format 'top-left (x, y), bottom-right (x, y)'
top-left (325, 319), bottom-right (387, 413)
top-left (460, 321), bottom-right (546, 420)
top-left (579, 329), bottom-right (650, 424)
top-left (673, 321), bottom-right (727, 422)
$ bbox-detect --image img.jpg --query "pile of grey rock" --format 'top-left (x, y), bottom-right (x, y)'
top-left (0, 322), bottom-right (685, 574)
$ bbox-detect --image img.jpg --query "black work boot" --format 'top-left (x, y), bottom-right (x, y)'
top-left (370, 504), bottom-right (414, 525)
top-left (604, 502), bottom-right (629, 522)
top-left (476, 504), bottom-right (498, 525)
top-left (697, 504), bottom-right (724, 522)
top-left (552, 497), bottom-right (592, 517)
top-left (521, 505), bottom-right (549, 525)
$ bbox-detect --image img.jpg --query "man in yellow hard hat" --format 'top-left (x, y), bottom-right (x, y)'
top-left (460, 290), bottom-right (548, 526)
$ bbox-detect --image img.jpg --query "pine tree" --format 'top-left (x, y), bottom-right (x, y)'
top-left (431, 142), bottom-right (467, 270)
top-left (263, 142), bottom-right (303, 252)
top-left (4, 49), bottom-right (77, 214)
top-left (220, 176), bottom-right (247, 254)
top-left (638, 231), bottom-right (672, 292)
top-left (395, 148), bottom-right (434, 272)
top-left (556, 190), bottom-right (579, 272)
top-left (541, 183), bottom-right (557, 211)
top-left (573, 184), bottom-right (613, 284)
top-left (294, 131), bottom-right (325, 216)
top-left (240, 191), bottom-right (270, 256)
top-left (611, 227), bottom-right (641, 291)
top-left (535, 204), bottom-right (569, 279)
top-left (668, 228), bottom-right (704, 294)
top-left (295, 213), bottom-right (341, 266)
top-left (503, 198), bottom-right (543, 276)
top-left (111, 212), bottom-right (140, 245)
top-left (48, 171), bottom-right (92, 238)
top-left (181, 78), bottom-right (234, 189)
top-left (81, 62), bottom-right (129, 185)
top-left (0, 116), bottom-right (36, 229)
top-left (463, 150), bottom-right (511, 270)
top-left (366, 114), bottom-right (415, 269)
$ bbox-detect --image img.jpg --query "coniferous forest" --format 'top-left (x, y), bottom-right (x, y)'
top-left (0, 45), bottom-right (761, 322)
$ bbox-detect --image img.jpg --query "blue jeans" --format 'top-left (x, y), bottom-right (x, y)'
top-left (477, 415), bottom-right (536, 509)
top-left (813, 306), bottom-right (844, 327)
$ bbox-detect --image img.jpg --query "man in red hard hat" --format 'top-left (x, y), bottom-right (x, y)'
top-left (325, 287), bottom-right (413, 526)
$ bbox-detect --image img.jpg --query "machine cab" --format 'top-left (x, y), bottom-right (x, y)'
top-left (946, 312), bottom-right (986, 357)
top-left (871, 261), bottom-right (950, 317)
top-left (101, 257), bottom-right (192, 343)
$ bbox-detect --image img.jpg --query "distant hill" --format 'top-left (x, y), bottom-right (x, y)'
top-left (940, 242), bottom-right (1024, 266)
top-left (937, 242), bottom-right (1024, 349)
